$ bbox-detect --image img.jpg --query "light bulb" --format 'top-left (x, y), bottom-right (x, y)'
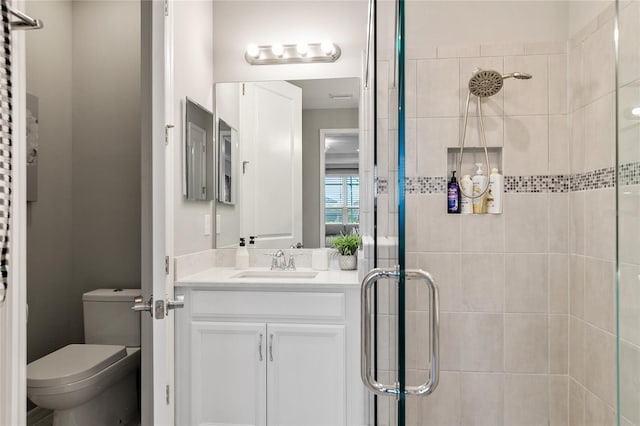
top-left (321, 40), bottom-right (335, 55)
top-left (632, 107), bottom-right (640, 117)
top-left (246, 44), bottom-right (260, 59)
top-left (296, 42), bottom-right (308, 56)
top-left (271, 43), bottom-right (284, 57)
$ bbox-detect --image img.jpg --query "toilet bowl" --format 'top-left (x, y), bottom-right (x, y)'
top-left (27, 289), bottom-right (141, 426)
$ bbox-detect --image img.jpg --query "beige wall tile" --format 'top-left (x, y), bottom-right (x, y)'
top-left (570, 109), bottom-right (585, 174)
top-left (584, 188), bottom-right (616, 262)
top-left (439, 44), bottom-right (481, 59)
top-left (461, 254), bottom-right (505, 312)
top-left (549, 115), bottom-right (570, 176)
top-left (417, 58), bottom-right (460, 118)
top-left (525, 41), bottom-right (568, 56)
top-left (569, 263), bottom-right (586, 316)
top-left (568, 45), bottom-right (584, 112)
top-left (505, 254), bottom-right (548, 313)
top-left (505, 194), bottom-right (549, 253)
top-left (584, 325), bottom-right (616, 407)
top-left (569, 317), bottom-right (585, 385)
top-left (584, 92), bottom-right (615, 171)
top-left (416, 371), bottom-right (461, 426)
top-left (620, 340), bottom-right (640, 425)
top-left (550, 375), bottom-right (569, 426)
top-left (619, 263), bottom-right (640, 347)
top-left (504, 55), bottom-right (549, 116)
top-left (505, 314), bottom-right (549, 373)
top-left (569, 192), bottom-right (585, 255)
top-left (460, 314), bottom-right (504, 372)
top-left (419, 194), bottom-right (462, 252)
top-left (619, 0), bottom-right (640, 86)
top-left (406, 60), bottom-right (417, 119)
top-left (549, 54), bottom-right (568, 114)
top-left (582, 21), bottom-right (615, 104)
top-left (585, 391), bottom-right (615, 426)
top-left (461, 214), bottom-right (505, 253)
top-left (549, 254), bottom-right (569, 314)
top-left (584, 258), bottom-right (615, 333)
top-left (481, 43), bottom-right (525, 57)
top-left (504, 374), bottom-right (549, 425)
top-left (549, 315), bottom-right (569, 374)
top-left (416, 118), bottom-right (459, 177)
top-left (418, 253), bottom-right (462, 312)
top-left (405, 118), bottom-right (417, 176)
top-left (461, 373), bottom-right (504, 426)
top-left (377, 60), bottom-right (389, 119)
top-left (504, 115), bottom-right (549, 176)
top-left (618, 184), bottom-right (640, 265)
top-left (569, 379), bottom-right (586, 426)
top-left (440, 313), bottom-right (462, 371)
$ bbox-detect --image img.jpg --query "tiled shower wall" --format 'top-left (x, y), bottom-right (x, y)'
top-left (374, 2), bottom-right (627, 424)
top-left (617, 1), bottom-right (640, 425)
top-left (377, 39), bottom-right (572, 425)
top-left (567, 4), bottom-right (618, 426)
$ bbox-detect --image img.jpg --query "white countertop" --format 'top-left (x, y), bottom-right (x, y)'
top-left (175, 267), bottom-right (360, 289)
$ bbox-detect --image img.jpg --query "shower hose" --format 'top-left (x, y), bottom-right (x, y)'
top-left (457, 90), bottom-right (491, 199)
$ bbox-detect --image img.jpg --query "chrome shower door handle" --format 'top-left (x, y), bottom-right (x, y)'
top-left (361, 268), bottom-right (400, 396)
top-left (404, 269), bottom-right (439, 396)
top-left (360, 268), bottom-right (440, 397)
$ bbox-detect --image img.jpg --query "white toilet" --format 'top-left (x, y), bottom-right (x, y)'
top-left (27, 289), bottom-right (142, 426)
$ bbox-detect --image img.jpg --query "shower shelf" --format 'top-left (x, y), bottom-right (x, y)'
top-left (447, 146), bottom-right (502, 179)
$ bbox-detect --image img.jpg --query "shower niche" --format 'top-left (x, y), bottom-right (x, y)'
top-left (447, 146), bottom-right (502, 179)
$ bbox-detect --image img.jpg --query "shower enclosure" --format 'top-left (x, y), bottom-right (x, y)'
top-left (366, 0), bottom-right (630, 425)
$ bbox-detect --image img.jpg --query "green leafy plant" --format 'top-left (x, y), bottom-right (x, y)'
top-left (332, 233), bottom-right (362, 256)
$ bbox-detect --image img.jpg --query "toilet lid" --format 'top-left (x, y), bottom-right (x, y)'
top-left (27, 344), bottom-right (127, 388)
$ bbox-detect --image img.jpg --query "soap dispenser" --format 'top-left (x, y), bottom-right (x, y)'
top-left (236, 238), bottom-right (249, 269)
top-left (472, 163), bottom-right (488, 214)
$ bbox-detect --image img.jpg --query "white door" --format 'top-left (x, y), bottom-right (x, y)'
top-left (191, 322), bottom-right (267, 426)
top-left (142, 1), bottom-right (175, 425)
top-left (240, 81), bottom-right (302, 248)
top-left (266, 323), bottom-right (346, 426)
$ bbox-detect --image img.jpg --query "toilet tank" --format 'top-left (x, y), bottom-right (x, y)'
top-left (83, 289), bottom-right (141, 347)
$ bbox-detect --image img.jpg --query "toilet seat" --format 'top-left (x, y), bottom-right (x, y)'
top-left (28, 344), bottom-right (127, 388)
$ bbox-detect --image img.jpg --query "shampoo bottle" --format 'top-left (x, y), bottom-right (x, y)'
top-left (472, 163), bottom-right (487, 214)
top-left (447, 171), bottom-right (460, 213)
top-left (460, 174), bottom-right (473, 214)
top-left (236, 238), bottom-right (249, 269)
top-left (487, 168), bottom-right (504, 214)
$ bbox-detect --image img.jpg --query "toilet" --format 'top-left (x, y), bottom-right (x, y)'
top-left (27, 289), bottom-right (142, 426)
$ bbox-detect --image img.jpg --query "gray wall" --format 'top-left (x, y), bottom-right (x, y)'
top-left (26, 1), bottom-right (141, 359)
top-left (25, 2), bottom-right (73, 363)
top-left (302, 108), bottom-right (358, 248)
top-left (173, 0), bottom-right (214, 256)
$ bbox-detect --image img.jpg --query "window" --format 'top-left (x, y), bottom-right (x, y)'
top-left (325, 175), bottom-right (359, 224)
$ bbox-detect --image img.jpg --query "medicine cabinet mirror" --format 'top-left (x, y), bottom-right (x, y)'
top-left (184, 98), bottom-right (215, 201)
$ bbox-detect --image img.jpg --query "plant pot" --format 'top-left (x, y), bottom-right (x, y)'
top-left (339, 254), bottom-right (357, 270)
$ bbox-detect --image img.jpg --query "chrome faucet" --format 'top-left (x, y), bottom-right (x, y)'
top-left (270, 250), bottom-right (297, 271)
top-left (271, 250), bottom-right (287, 270)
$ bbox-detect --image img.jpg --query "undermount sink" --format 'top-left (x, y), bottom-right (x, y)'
top-left (231, 270), bottom-right (319, 279)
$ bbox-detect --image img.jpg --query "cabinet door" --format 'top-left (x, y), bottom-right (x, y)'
top-left (191, 322), bottom-right (266, 426)
top-left (266, 323), bottom-right (346, 426)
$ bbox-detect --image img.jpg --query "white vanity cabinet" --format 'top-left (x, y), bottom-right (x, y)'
top-left (175, 282), bottom-right (367, 426)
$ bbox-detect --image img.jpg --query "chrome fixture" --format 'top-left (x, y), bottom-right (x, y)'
top-left (458, 68), bottom-right (533, 199)
top-left (244, 41), bottom-right (341, 65)
top-left (269, 250), bottom-right (298, 271)
top-left (9, 6), bottom-right (43, 31)
top-left (361, 268), bottom-right (440, 396)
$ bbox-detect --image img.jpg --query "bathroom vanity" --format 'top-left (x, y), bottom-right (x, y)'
top-left (174, 268), bottom-right (368, 426)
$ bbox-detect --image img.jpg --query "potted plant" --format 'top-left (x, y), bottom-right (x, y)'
top-left (332, 232), bottom-right (362, 270)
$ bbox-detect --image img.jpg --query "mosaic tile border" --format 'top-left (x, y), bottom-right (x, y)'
top-left (375, 165), bottom-right (639, 194)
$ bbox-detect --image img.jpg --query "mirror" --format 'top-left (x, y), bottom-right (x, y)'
top-left (218, 119), bottom-right (236, 205)
top-left (215, 78), bottom-right (360, 249)
top-left (184, 98), bottom-right (215, 201)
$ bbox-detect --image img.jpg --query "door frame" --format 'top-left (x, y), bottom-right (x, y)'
top-left (319, 128), bottom-right (359, 247)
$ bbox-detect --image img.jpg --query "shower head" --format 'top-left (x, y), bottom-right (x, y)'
top-left (468, 69), bottom-right (533, 97)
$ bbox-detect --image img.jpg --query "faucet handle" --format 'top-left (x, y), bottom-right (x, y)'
top-left (286, 253), bottom-right (303, 270)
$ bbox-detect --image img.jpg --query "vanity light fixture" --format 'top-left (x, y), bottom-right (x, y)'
top-left (244, 41), bottom-right (341, 65)
top-left (632, 107), bottom-right (640, 117)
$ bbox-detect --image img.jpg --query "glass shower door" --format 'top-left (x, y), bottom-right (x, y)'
top-left (361, 0), bottom-right (439, 424)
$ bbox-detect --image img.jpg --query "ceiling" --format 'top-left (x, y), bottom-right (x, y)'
top-left (289, 78), bottom-right (360, 110)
